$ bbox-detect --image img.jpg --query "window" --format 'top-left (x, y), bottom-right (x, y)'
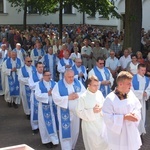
top-left (27, 6), bottom-right (38, 14)
top-left (0, 0), bottom-right (4, 13)
top-left (64, 3), bottom-right (72, 14)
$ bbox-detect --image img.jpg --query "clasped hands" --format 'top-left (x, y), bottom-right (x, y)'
top-left (68, 92), bottom-right (79, 100)
top-left (93, 104), bottom-right (101, 113)
top-left (124, 113), bottom-right (138, 122)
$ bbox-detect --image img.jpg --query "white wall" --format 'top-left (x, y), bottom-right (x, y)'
top-left (1, 0), bottom-right (150, 32)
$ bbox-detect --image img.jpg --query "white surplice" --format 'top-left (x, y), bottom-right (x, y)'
top-left (131, 74), bottom-right (150, 135)
top-left (57, 58), bottom-right (74, 79)
top-left (52, 80), bottom-right (86, 150)
top-left (35, 80), bottom-right (59, 145)
top-left (28, 72), bottom-right (43, 130)
top-left (76, 89), bottom-right (109, 150)
top-left (102, 90), bottom-right (142, 150)
top-left (18, 65), bottom-right (33, 115)
top-left (3, 58), bottom-right (23, 104)
top-left (0, 58), bottom-right (4, 95)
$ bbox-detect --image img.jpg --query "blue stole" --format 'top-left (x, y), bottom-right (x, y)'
top-left (60, 58), bottom-right (73, 78)
top-left (3, 55), bottom-right (8, 62)
top-left (58, 79), bottom-right (81, 139)
top-left (43, 54), bottom-right (57, 80)
top-left (21, 66), bottom-right (38, 109)
top-left (72, 65), bottom-right (86, 86)
top-left (6, 58), bottom-right (21, 96)
top-left (39, 80), bottom-right (56, 134)
top-left (93, 66), bottom-right (110, 97)
top-left (33, 95), bottom-right (39, 121)
top-left (60, 58), bottom-right (73, 67)
top-left (33, 48), bottom-right (45, 65)
top-left (132, 74), bottom-right (149, 90)
top-left (33, 48), bottom-right (45, 56)
top-left (32, 72), bottom-right (41, 121)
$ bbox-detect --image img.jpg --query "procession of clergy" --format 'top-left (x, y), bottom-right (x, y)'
top-left (0, 40), bottom-right (148, 150)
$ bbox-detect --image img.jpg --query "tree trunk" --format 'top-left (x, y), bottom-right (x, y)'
top-left (59, 0), bottom-right (63, 40)
top-left (123, 0), bottom-right (142, 53)
top-left (23, 0), bottom-right (27, 30)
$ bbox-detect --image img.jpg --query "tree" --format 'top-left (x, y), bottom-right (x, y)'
top-left (123, 0), bottom-right (142, 53)
top-left (7, 0), bottom-right (120, 38)
top-left (7, 0), bottom-right (58, 30)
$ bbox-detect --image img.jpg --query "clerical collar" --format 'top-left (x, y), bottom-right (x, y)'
top-left (114, 88), bottom-right (127, 100)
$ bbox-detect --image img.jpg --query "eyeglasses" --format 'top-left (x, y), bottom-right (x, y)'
top-left (44, 74), bottom-right (51, 76)
top-left (99, 63), bottom-right (104, 65)
top-left (27, 60), bottom-right (32, 62)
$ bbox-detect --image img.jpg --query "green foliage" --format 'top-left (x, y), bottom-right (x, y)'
top-left (7, 0), bottom-right (121, 18)
top-left (72, 0), bottom-right (121, 19)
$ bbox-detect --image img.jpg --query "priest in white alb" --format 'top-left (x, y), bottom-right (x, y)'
top-left (131, 63), bottom-right (150, 136)
top-left (76, 75), bottom-right (109, 150)
top-left (52, 69), bottom-right (86, 150)
top-left (35, 70), bottom-right (59, 148)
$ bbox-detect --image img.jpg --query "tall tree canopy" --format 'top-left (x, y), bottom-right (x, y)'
top-left (7, 0), bottom-right (120, 38)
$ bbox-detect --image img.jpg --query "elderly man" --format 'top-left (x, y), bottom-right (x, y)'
top-left (40, 47), bottom-right (59, 81)
top-left (102, 71), bottom-right (142, 150)
top-left (52, 69), bottom-right (86, 150)
top-left (3, 51), bottom-right (23, 108)
top-left (119, 49), bottom-right (131, 71)
top-left (0, 44), bottom-right (8, 61)
top-left (35, 70), bottom-right (59, 148)
top-left (105, 50), bottom-right (120, 78)
top-left (72, 58), bottom-right (87, 86)
top-left (57, 50), bottom-right (74, 79)
top-left (30, 41), bottom-right (45, 65)
top-left (13, 43), bottom-right (27, 63)
top-left (88, 57), bottom-right (114, 97)
top-left (18, 57), bottom-right (36, 118)
top-left (81, 38), bottom-right (93, 72)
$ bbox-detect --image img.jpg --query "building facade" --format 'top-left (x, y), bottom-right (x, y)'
top-left (0, 0), bottom-right (150, 31)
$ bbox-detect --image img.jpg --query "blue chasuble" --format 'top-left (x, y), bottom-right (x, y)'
top-left (93, 66), bottom-right (110, 97)
top-left (6, 58), bottom-right (21, 96)
top-left (43, 54), bottom-right (57, 80)
top-left (58, 79), bottom-right (81, 139)
top-left (72, 65), bottom-right (86, 86)
top-left (132, 74), bottom-right (149, 90)
top-left (21, 66), bottom-right (38, 109)
top-left (39, 80), bottom-right (56, 134)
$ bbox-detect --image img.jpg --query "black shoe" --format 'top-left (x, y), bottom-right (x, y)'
top-left (26, 115), bottom-right (30, 120)
top-left (141, 135), bottom-right (144, 144)
top-left (13, 102), bottom-right (18, 109)
top-left (44, 143), bottom-right (53, 148)
top-left (33, 129), bottom-right (39, 134)
top-left (49, 142), bottom-right (58, 148)
top-left (8, 102), bottom-right (12, 108)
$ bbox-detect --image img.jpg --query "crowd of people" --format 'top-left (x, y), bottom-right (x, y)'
top-left (0, 24), bottom-right (150, 150)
